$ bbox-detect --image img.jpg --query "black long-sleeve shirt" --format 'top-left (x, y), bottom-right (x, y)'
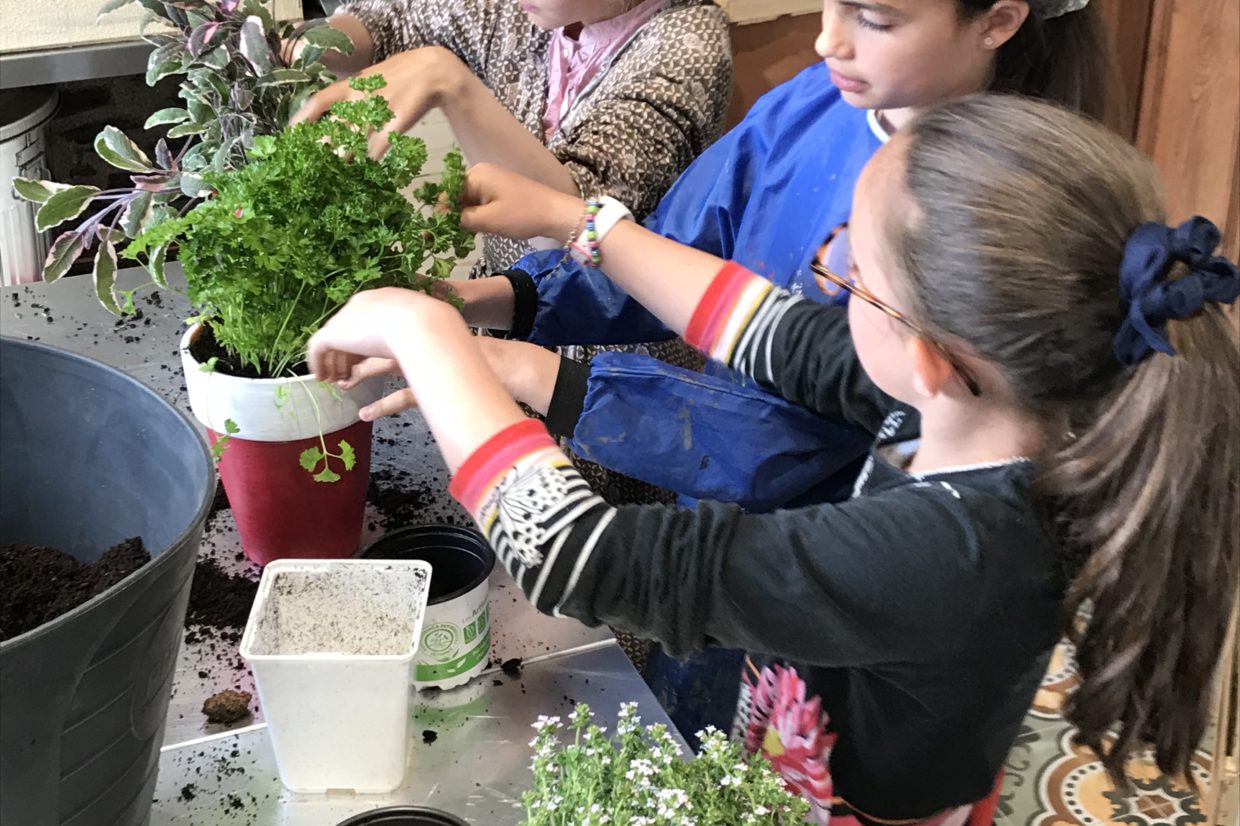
top-left (449, 263), bottom-right (1064, 820)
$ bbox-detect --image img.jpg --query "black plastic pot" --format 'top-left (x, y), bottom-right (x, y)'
top-left (336, 805), bottom-right (470, 826)
top-left (0, 338), bottom-right (215, 826)
top-left (363, 524), bottom-right (494, 605)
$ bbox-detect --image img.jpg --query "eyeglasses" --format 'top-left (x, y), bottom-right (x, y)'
top-left (810, 224), bottom-right (982, 397)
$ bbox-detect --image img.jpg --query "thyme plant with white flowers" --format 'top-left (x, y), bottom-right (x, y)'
top-left (523, 702), bottom-right (810, 825)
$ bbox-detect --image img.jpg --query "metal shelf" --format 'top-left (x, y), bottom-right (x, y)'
top-left (0, 40), bottom-right (153, 89)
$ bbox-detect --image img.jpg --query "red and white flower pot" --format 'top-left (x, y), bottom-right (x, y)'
top-left (181, 325), bottom-right (383, 566)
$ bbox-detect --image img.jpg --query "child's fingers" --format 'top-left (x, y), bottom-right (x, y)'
top-left (290, 82), bottom-right (346, 126)
top-left (359, 388), bottom-right (417, 421)
top-left (340, 357), bottom-right (399, 388)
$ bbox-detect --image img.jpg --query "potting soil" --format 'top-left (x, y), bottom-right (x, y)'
top-left (0, 538), bottom-right (149, 642)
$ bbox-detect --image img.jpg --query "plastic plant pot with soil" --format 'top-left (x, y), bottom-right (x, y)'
top-left (336, 805), bottom-right (470, 826)
top-left (364, 525), bottom-right (496, 691)
top-left (240, 558), bottom-right (432, 793)
top-left (0, 338), bottom-right (215, 826)
top-left (181, 324), bottom-right (384, 565)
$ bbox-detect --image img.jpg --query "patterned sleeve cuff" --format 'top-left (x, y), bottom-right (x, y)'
top-left (684, 262), bottom-right (804, 381)
top-left (448, 419), bottom-right (559, 517)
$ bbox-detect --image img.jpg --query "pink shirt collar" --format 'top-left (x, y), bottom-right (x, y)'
top-left (543, 0), bottom-right (667, 139)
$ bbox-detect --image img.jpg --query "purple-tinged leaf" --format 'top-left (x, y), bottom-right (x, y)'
top-left (188, 21), bottom-right (221, 56)
top-left (42, 230), bottom-right (88, 283)
top-left (155, 138), bottom-right (176, 170)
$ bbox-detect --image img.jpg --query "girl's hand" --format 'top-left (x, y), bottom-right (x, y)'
top-left (338, 338), bottom-right (563, 421)
top-left (462, 163), bottom-right (584, 243)
top-left (308, 287), bottom-right (449, 382)
top-left (290, 46), bottom-right (470, 159)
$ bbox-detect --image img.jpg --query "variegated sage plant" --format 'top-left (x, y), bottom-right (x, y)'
top-left (13, 0), bottom-right (353, 313)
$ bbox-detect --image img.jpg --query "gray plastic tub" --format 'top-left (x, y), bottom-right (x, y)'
top-left (0, 337), bottom-right (214, 826)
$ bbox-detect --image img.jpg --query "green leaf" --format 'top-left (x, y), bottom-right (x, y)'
top-left (148, 243), bottom-right (170, 288)
top-left (121, 191), bottom-right (154, 237)
top-left (35, 185), bottom-right (100, 232)
top-left (146, 58), bottom-right (182, 86)
top-left (144, 107), bottom-right (190, 129)
top-left (338, 440), bottom-right (356, 471)
top-left (12, 178), bottom-right (77, 205)
top-left (211, 434), bottom-right (230, 462)
top-left (199, 356), bottom-right (219, 372)
top-left (180, 173), bottom-right (210, 198)
top-left (239, 16), bottom-right (272, 75)
top-left (223, 418), bottom-right (241, 435)
top-left (239, 0), bottom-right (273, 30)
top-left (97, 0), bottom-right (135, 20)
top-left (299, 446), bottom-right (323, 472)
top-left (313, 466), bottom-right (341, 483)
top-left (97, 225), bottom-right (126, 244)
top-left (93, 240), bottom-right (122, 316)
top-left (301, 24), bottom-right (354, 54)
top-left (95, 126), bottom-right (155, 172)
top-left (166, 121), bottom-right (206, 139)
top-left (260, 68), bottom-right (311, 86)
top-left (42, 231), bottom-right (87, 283)
top-left (200, 46), bottom-right (228, 70)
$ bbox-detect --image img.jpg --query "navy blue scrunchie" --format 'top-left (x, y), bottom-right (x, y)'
top-left (1113, 216), bottom-right (1240, 367)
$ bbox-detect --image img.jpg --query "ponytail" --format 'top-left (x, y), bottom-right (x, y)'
top-left (1042, 298), bottom-right (1239, 784)
top-left (959, 1), bottom-right (1119, 121)
top-left (894, 95), bottom-right (1240, 786)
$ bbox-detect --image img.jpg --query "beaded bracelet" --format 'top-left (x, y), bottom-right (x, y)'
top-left (568, 198), bottom-right (603, 267)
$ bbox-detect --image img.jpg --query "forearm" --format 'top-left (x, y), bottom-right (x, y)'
top-left (476, 337), bottom-right (560, 415)
top-left (445, 277), bottom-right (517, 330)
top-left (443, 77), bottom-right (580, 197)
top-left (390, 308), bottom-right (528, 470)
top-left (538, 196), bottom-right (726, 336)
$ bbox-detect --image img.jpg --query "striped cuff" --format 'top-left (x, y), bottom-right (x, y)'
top-left (684, 262), bottom-right (775, 365)
top-left (448, 419), bottom-right (559, 517)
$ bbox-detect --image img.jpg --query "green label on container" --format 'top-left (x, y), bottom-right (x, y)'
top-left (415, 631), bottom-right (491, 681)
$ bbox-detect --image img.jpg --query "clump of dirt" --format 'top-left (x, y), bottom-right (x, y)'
top-left (501, 658), bottom-right (524, 679)
top-left (0, 538), bottom-right (148, 642)
top-left (202, 689), bottom-right (252, 724)
top-left (186, 557), bottom-right (259, 645)
top-left (367, 468), bottom-right (433, 526)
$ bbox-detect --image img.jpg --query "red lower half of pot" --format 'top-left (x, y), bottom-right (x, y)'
top-left (211, 418), bottom-right (374, 565)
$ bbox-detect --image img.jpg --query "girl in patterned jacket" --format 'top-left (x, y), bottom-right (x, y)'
top-left (306, 95), bottom-right (1239, 824)
top-left (290, 0), bottom-right (732, 278)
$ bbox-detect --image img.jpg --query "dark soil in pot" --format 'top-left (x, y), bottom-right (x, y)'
top-left (0, 537), bottom-right (149, 642)
top-left (188, 322), bottom-right (310, 380)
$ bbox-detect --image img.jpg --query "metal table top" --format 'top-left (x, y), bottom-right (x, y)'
top-left (2, 270), bottom-right (665, 824)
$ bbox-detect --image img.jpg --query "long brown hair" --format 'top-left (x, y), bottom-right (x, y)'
top-left (957, 0), bottom-right (1118, 121)
top-left (892, 95), bottom-right (1240, 785)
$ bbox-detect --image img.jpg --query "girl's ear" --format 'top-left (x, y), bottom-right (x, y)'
top-left (979, 0), bottom-right (1031, 50)
top-left (908, 337), bottom-right (955, 399)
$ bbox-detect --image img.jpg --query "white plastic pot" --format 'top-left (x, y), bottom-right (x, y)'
top-left (240, 559), bottom-right (432, 794)
top-left (180, 324), bottom-right (384, 564)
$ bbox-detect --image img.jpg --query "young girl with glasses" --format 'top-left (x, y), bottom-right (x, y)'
top-left (346, 0), bottom-right (1124, 742)
top-left (307, 94), bottom-right (1239, 824)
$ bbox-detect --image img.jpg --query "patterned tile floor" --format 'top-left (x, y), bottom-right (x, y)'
top-left (998, 641), bottom-right (1238, 826)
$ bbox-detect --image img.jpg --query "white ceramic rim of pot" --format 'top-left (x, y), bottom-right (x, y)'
top-left (180, 323), bottom-right (383, 442)
top-left (240, 559), bottom-right (432, 664)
